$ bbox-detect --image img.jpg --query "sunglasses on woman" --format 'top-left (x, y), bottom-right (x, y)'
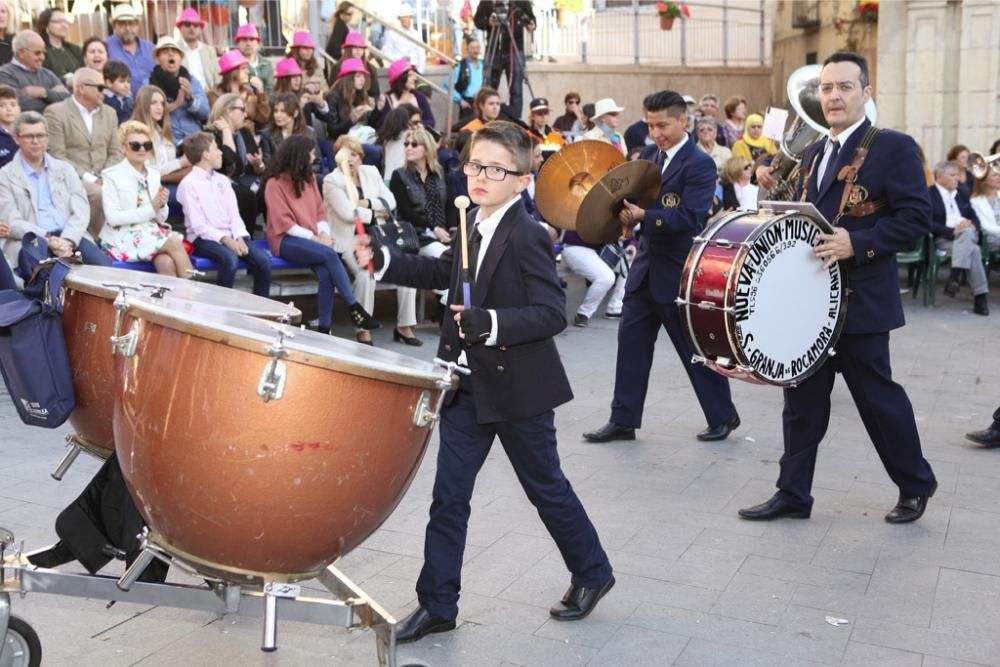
top-left (128, 140), bottom-right (154, 152)
top-left (403, 141), bottom-right (422, 148)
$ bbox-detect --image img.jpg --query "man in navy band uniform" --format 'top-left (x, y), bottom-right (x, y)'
top-left (739, 51), bottom-right (938, 524)
top-left (584, 90), bottom-right (740, 444)
top-left (354, 121), bottom-right (613, 644)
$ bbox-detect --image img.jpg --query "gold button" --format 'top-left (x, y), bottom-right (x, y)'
top-left (656, 219), bottom-right (663, 226)
top-left (444, 344), bottom-right (452, 352)
top-left (497, 365), bottom-right (505, 372)
top-left (867, 249), bottom-right (875, 258)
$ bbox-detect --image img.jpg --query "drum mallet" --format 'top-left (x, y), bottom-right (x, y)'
top-left (335, 147), bottom-right (373, 275)
top-left (454, 195), bottom-right (472, 306)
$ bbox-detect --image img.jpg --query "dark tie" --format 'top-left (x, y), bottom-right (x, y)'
top-left (468, 225), bottom-right (483, 280)
top-left (654, 150), bottom-right (666, 172)
top-left (819, 139), bottom-right (840, 193)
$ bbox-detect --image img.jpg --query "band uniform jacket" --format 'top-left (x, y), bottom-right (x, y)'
top-left (794, 118), bottom-right (930, 334)
top-left (382, 199), bottom-right (573, 424)
top-left (629, 139), bottom-right (717, 304)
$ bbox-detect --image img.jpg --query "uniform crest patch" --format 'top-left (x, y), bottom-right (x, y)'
top-left (847, 184), bottom-right (869, 208)
top-left (661, 192), bottom-right (681, 208)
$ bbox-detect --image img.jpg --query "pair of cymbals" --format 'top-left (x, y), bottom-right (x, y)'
top-left (535, 140), bottom-right (661, 245)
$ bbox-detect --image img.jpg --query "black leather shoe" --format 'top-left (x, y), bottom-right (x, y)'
top-left (583, 422), bottom-right (635, 443)
top-left (393, 328), bottom-right (424, 346)
top-left (944, 275), bottom-right (960, 297)
top-left (738, 494), bottom-right (811, 521)
top-left (395, 606), bottom-right (456, 644)
top-left (549, 575), bottom-right (615, 621)
top-left (885, 481), bottom-right (937, 524)
top-left (967, 424), bottom-right (1000, 447)
top-left (696, 414), bottom-right (741, 441)
top-left (974, 294), bottom-right (989, 316)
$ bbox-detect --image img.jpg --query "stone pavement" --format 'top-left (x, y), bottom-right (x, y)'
top-left (1, 274), bottom-right (999, 667)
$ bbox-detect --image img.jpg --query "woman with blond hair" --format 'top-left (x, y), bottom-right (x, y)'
top-left (131, 85), bottom-right (191, 185)
top-left (207, 92), bottom-right (267, 228)
top-left (100, 120), bottom-right (194, 277)
top-left (323, 134), bottom-right (421, 346)
top-left (390, 127), bottom-right (450, 259)
top-left (719, 155), bottom-right (758, 211)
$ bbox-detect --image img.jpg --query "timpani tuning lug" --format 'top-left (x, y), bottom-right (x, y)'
top-left (138, 283), bottom-right (173, 299)
top-left (257, 326), bottom-right (293, 402)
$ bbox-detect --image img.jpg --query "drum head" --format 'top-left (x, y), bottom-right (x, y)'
top-left (731, 212), bottom-right (846, 386)
top-left (64, 265), bottom-right (301, 322)
top-left (122, 297), bottom-right (444, 389)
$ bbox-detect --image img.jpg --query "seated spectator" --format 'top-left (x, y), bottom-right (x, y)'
top-left (929, 160), bottom-right (988, 315)
top-left (457, 86), bottom-right (500, 134)
top-left (38, 8), bottom-right (82, 82)
top-left (82, 36), bottom-right (108, 72)
top-left (527, 97), bottom-right (554, 141)
top-left (718, 156), bottom-right (757, 211)
top-left (970, 170), bottom-right (1000, 252)
top-left (0, 110), bottom-right (110, 267)
top-left (210, 50), bottom-right (270, 128)
top-left (552, 92), bottom-right (580, 134)
top-left (333, 32), bottom-right (381, 100)
top-left (324, 134), bottom-right (419, 345)
top-left (946, 144), bottom-right (973, 200)
top-left (582, 98), bottom-right (626, 155)
top-left (265, 134), bottom-right (379, 335)
top-left (273, 57), bottom-right (333, 130)
top-left (699, 94), bottom-right (719, 120)
top-left (176, 8), bottom-right (220, 92)
top-left (208, 93), bottom-right (267, 229)
top-left (390, 127), bottom-right (450, 259)
top-left (289, 31), bottom-right (334, 89)
top-left (572, 102), bottom-right (595, 137)
top-left (719, 95), bottom-right (747, 148)
top-left (695, 117), bottom-right (731, 173)
top-left (324, 58), bottom-right (374, 143)
top-left (0, 31), bottom-right (71, 113)
top-left (235, 24), bottom-right (273, 94)
top-left (0, 84), bottom-right (18, 168)
top-left (146, 37), bottom-right (210, 145)
top-left (382, 3), bottom-right (426, 73)
top-left (259, 92), bottom-right (316, 155)
top-left (375, 59), bottom-right (434, 130)
top-left (44, 66), bottom-right (122, 240)
top-left (324, 2), bottom-right (354, 62)
top-left (376, 103), bottom-right (421, 182)
top-left (102, 60), bottom-right (134, 124)
top-left (0, 0), bottom-right (11, 66)
top-left (131, 85), bottom-right (191, 187)
top-left (105, 4), bottom-right (154, 98)
top-left (179, 132), bottom-right (270, 296)
top-left (731, 113), bottom-right (776, 166)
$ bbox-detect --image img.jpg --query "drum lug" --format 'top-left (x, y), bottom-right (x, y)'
top-left (413, 390), bottom-right (437, 428)
top-left (139, 283), bottom-right (173, 299)
top-left (414, 359), bottom-right (472, 428)
top-left (695, 301), bottom-right (734, 313)
top-left (110, 321), bottom-right (139, 358)
top-left (258, 326), bottom-right (293, 402)
top-left (675, 297), bottom-right (688, 306)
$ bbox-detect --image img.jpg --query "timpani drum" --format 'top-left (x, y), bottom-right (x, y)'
top-left (61, 266), bottom-right (300, 457)
top-left (677, 209), bottom-right (848, 387)
top-left (109, 297), bottom-right (452, 581)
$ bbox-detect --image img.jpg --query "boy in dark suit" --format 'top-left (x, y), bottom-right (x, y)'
top-left (102, 60), bottom-right (133, 125)
top-left (355, 121), bottom-right (614, 644)
top-left (738, 51), bottom-right (938, 524)
top-left (583, 90), bottom-right (739, 444)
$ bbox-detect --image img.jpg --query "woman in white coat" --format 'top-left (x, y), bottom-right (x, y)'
top-left (323, 134), bottom-right (421, 346)
top-left (100, 120), bottom-right (193, 277)
top-left (970, 169), bottom-right (1000, 251)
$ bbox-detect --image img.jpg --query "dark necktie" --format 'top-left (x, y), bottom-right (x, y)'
top-left (655, 150), bottom-right (666, 172)
top-left (819, 139), bottom-right (840, 193)
top-left (468, 225), bottom-right (483, 280)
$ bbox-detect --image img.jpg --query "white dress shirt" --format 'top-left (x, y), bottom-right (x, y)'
top-left (935, 183), bottom-right (963, 228)
top-left (72, 96), bottom-right (100, 136)
top-left (817, 115), bottom-right (866, 187)
top-left (183, 42), bottom-right (208, 89)
top-left (655, 131), bottom-right (689, 173)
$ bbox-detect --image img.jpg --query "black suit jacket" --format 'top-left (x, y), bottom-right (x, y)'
top-left (927, 185), bottom-right (979, 240)
top-left (383, 199), bottom-right (572, 424)
top-left (795, 118), bottom-right (930, 334)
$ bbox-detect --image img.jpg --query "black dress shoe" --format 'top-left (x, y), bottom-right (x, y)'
top-left (549, 575), bottom-right (615, 621)
top-left (696, 414), bottom-right (741, 441)
top-left (395, 606), bottom-right (456, 644)
top-left (393, 328), bottom-right (424, 346)
top-left (967, 424), bottom-right (1000, 447)
top-left (885, 481), bottom-right (937, 524)
top-left (738, 494), bottom-right (811, 521)
top-left (583, 422), bottom-right (635, 443)
top-left (974, 294), bottom-right (989, 316)
top-left (944, 275), bottom-right (960, 297)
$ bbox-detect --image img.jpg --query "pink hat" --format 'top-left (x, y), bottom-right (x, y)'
top-left (338, 57), bottom-right (369, 79)
top-left (387, 58), bottom-right (415, 85)
top-left (274, 57), bottom-right (304, 79)
top-left (218, 50), bottom-right (249, 76)
top-left (342, 32), bottom-right (366, 50)
top-left (290, 31), bottom-right (316, 49)
top-left (175, 8), bottom-right (205, 27)
top-left (234, 24), bottom-right (260, 42)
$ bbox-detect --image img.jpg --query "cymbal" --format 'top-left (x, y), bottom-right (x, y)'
top-left (534, 140), bottom-right (626, 231)
top-left (576, 161), bottom-right (662, 245)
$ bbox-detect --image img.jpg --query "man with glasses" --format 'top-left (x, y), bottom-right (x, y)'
top-left (176, 8), bottom-right (220, 92)
top-left (552, 91), bottom-right (580, 134)
top-left (105, 3), bottom-right (155, 98)
top-left (143, 37), bottom-right (209, 145)
top-left (44, 67), bottom-right (122, 240)
top-left (0, 30), bottom-right (70, 112)
top-left (0, 111), bottom-right (111, 270)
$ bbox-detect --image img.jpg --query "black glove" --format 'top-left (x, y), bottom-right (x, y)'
top-left (458, 307), bottom-right (492, 346)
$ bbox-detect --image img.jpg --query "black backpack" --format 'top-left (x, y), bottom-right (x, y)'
top-left (455, 58), bottom-right (472, 95)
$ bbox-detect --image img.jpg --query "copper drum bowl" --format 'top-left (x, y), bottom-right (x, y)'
top-left (111, 298), bottom-right (452, 581)
top-left (61, 266), bottom-right (301, 456)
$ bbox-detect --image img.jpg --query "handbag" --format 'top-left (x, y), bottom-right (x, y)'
top-left (372, 197), bottom-right (420, 254)
top-left (0, 257), bottom-right (75, 428)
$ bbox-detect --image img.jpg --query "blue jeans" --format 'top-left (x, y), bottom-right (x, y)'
top-left (193, 238), bottom-right (272, 297)
top-left (278, 236), bottom-right (356, 328)
top-left (74, 237), bottom-right (112, 266)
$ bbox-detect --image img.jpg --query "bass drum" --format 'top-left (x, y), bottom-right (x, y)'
top-left (61, 266), bottom-right (300, 457)
top-left (111, 298), bottom-right (453, 581)
top-left (677, 209), bottom-right (848, 387)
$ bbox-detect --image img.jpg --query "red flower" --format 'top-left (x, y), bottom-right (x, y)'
top-left (681, 3), bottom-right (691, 17)
top-left (656, 1), bottom-right (668, 13)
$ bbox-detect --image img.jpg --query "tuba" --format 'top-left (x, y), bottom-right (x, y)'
top-left (970, 152), bottom-right (1000, 179)
top-left (758, 65), bottom-right (877, 202)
